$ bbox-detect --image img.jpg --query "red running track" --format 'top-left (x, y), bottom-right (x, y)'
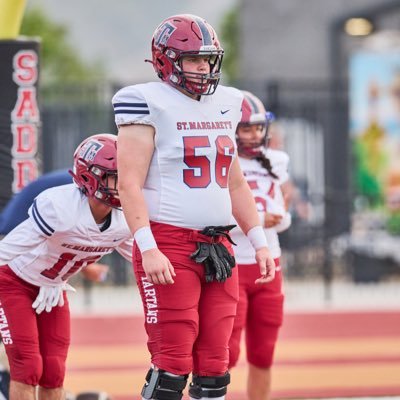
top-left (69, 310), bottom-right (400, 399)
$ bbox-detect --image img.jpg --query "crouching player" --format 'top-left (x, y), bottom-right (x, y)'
top-left (0, 134), bottom-right (133, 400)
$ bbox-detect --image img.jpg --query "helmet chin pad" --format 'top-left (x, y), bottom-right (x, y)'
top-left (237, 143), bottom-right (264, 158)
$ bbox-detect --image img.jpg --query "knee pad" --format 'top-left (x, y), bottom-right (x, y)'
top-left (141, 368), bottom-right (188, 400)
top-left (188, 373), bottom-right (230, 399)
top-left (39, 355), bottom-right (66, 388)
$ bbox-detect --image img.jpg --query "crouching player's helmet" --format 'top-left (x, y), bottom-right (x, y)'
top-left (236, 91), bottom-right (275, 158)
top-left (69, 134), bottom-right (121, 209)
top-left (151, 14), bottom-right (224, 95)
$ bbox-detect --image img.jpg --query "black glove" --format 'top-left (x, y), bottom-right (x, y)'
top-left (190, 225), bottom-right (236, 283)
top-left (214, 242), bottom-right (236, 280)
top-left (191, 242), bottom-right (215, 282)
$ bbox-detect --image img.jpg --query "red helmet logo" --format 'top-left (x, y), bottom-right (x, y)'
top-left (154, 22), bottom-right (176, 48)
top-left (69, 133), bottom-right (121, 209)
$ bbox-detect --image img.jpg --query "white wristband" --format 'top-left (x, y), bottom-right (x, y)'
top-left (247, 226), bottom-right (268, 250)
top-left (134, 226), bottom-right (157, 253)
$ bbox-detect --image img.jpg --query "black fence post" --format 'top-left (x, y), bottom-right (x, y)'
top-left (266, 81), bottom-right (280, 114)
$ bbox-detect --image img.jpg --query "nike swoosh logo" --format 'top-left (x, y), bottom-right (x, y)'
top-left (221, 109), bottom-right (230, 115)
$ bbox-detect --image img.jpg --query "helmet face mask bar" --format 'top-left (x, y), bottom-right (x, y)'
top-left (167, 49), bottom-right (224, 95)
top-left (151, 14), bottom-right (224, 96)
top-left (87, 164), bottom-right (120, 209)
top-left (69, 134), bottom-right (121, 209)
top-left (236, 122), bottom-right (270, 158)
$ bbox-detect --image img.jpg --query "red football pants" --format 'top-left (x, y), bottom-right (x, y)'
top-left (133, 221), bottom-right (239, 376)
top-left (0, 265), bottom-right (70, 388)
top-left (229, 259), bottom-right (284, 369)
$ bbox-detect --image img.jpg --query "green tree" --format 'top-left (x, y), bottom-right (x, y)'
top-left (220, 6), bottom-right (239, 84)
top-left (20, 7), bottom-right (104, 84)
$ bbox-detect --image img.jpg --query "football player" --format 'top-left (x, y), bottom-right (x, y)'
top-left (0, 133), bottom-right (133, 400)
top-left (228, 91), bottom-right (292, 400)
top-left (113, 14), bottom-right (276, 400)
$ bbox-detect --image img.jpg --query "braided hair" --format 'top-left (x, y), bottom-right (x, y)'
top-left (255, 152), bottom-right (278, 180)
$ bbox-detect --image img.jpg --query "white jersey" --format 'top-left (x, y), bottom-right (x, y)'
top-left (0, 184), bottom-right (133, 287)
top-left (112, 82), bottom-right (243, 230)
top-left (231, 155), bottom-right (291, 263)
top-left (265, 148), bottom-right (290, 184)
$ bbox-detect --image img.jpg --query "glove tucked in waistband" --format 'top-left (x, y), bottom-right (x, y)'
top-left (190, 225), bottom-right (236, 283)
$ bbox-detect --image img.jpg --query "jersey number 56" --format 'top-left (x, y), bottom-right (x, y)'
top-left (183, 135), bottom-right (235, 189)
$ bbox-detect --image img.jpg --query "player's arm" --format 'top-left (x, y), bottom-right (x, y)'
top-left (272, 150), bottom-right (293, 211)
top-left (117, 124), bottom-right (175, 285)
top-left (116, 237), bottom-right (134, 262)
top-left (81, 263), bottom-right (109, 282)
top-left (0, 219), bottom-right (46, 264)
top-left (0, 194), bottom-right (74, 313)
top-left (117, 124), bottom-right (154, 232)
top-left (274, 211), bottom-right (292, 233)
top-left (274, 186), bottom-right (292, 233)
top-left (281, 180), bottom-right (295, 211)
top-left (0, 219), bottom-right (69, 315)
top-left (0, 190), bottom-right (59, 264)
top-left (274, 152), bottom-right (293, 230)
top-left (229, 157), bottom-right (275, 283)
top-left (229, 157), bottom-right (262, 233)
top-left (85, 238), bottom-right (134, 283)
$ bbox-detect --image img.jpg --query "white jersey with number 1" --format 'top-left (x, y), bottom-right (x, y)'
top-left (0, 184), bottom-right (133, 287)
top-left (112, 81), bottom-right (243, 230)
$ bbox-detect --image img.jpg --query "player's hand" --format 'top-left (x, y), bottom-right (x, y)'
top-left (142, 248), bottom-right (176, 285)
top-left (254, 247), bottom-right (276, 284)
top-left (82, 262), bottom-right (109, 282)
top-left (264, 212), bottom-right (283, 228)
top-left (32, 283), bottom-right (76, 314)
